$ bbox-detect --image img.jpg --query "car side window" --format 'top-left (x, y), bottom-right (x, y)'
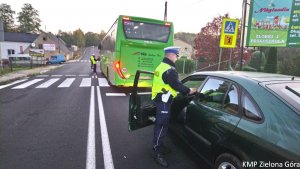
top-left (199, 78), bottom-right (230, 109)
top-left (242, 92), bottom-right (263, 121)
top-left (182, 75), bottom-right (206, 89)
top-left (224, 85), bottom-right (239, 115)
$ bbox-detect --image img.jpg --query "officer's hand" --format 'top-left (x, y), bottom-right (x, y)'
top-left (189, 88), bottom-right (197, 95)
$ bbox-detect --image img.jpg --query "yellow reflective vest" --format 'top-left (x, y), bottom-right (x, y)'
top-left (152, 62), bottom-right (177, 100)
top-left (90, 55), bottom-right (96, 64)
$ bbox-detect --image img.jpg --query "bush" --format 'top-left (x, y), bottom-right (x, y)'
top-left (175, 58), bottom-right (195, 74)
top-left (242, 66), bottom-right (257, 72)
top-left (264, 47), bottom-right (278, 73)
top-left (279, 55), bottom-right (300, 76)
top-left (248, 51), bottom-right (266, 71)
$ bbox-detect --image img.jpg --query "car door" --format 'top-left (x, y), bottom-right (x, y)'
top-left (184, 77), bottom-right (242, 156)
top-left (128, 70), bottom-right (155, 131)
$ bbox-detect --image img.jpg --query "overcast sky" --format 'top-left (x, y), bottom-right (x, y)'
top-left (3, 0), bottom-right (243, 34)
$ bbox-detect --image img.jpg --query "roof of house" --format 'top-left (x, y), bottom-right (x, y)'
top-left (4, 32), bottom-right (39, 43)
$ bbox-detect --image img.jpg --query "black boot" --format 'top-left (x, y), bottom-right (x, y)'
top-left (155, 154), bottom-right (168, 168)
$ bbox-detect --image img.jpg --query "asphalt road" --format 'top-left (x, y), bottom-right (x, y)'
top-left (0, 47), bottom-right (209, 169)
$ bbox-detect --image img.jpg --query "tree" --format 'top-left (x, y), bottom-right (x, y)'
top-left (248, 50), bottom-right (266, 71)
top-left (264, 47), bottom-right (278, 73)
top-left (73, 29), bottom-right (85, 48)
top-left (0, 3), bottom-right (15, 32)
top-left (174, 32), bottom-right (196, 46)
top-left (193, 14), bottom-right (243, 70)
top-left (57, 30), bottom-right (73, 47)
top-left (17, 3), bottom-right (41, 33)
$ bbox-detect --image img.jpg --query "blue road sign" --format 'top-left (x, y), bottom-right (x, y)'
top-left (224, 21), bottom-right (236, 34)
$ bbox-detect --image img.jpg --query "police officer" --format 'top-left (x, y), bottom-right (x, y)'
top-left (90, 54), bottom-right (94, 69)
top-left (152, 46), bottom-right (197, 168)
top-left (90, 54), bottom-right (97, 73)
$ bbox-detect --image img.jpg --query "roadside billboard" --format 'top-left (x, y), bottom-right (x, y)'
top-left (246, 0), bottom-right (300, 47)
top-left (43, 44), bottom-right (56, 51)
top-left (29, 49), bottom-right (44, 57)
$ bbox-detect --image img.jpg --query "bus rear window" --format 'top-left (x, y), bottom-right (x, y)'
top-left (123, 20), bottom-right (170, 42)
top-left (267, 82), bottom-right (300, 112)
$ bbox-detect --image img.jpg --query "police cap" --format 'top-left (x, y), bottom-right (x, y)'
top-left (164, 46), bottom-right (180, 54)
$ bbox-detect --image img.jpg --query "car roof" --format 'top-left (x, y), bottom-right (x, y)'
top-left (191, 71), bottom-right (300, 84)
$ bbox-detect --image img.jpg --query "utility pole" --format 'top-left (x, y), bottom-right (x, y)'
top-left (239, 0), bottom-right (248, 70)
top-left (164, 1), bottom-right (168, 21)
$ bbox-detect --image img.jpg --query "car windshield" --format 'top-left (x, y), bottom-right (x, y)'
top-left (267, 82), bottom-right (300, 112)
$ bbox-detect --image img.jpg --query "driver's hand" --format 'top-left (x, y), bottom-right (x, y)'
top-left (189, 88), bottom-right (197, 95)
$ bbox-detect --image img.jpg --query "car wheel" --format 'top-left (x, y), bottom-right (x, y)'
top-left (214, 153), bottom-right (244, 169)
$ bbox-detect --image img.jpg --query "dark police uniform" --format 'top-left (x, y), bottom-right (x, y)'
top-left (151, 47), bottom-right (190, 167)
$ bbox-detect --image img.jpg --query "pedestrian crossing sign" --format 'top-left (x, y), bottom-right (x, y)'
top-left (220, 18), bottom-right (239, 48)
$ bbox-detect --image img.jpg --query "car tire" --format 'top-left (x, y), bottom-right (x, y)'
top-left (214, 153), bottom-right (244, 169)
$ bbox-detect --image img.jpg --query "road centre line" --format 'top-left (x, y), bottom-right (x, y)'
top-left (97, 86), bottom-right (115, 169)
top-left (0, 79), bottom-right (28, 90)
top-left (86, 87), bottom-right (96, 169)
top-left (79, 74), bottom-right (89, 77)
top-left (65, 75), bottom-right (76, 77)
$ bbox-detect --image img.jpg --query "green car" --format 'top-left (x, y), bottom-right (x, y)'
top-left (128, 71), bottom-right (300, 169)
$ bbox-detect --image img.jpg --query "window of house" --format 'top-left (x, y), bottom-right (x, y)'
top-left (7, 49), bottom-right (15, 55)
top-left (38, 44), bottom-right (43, 49)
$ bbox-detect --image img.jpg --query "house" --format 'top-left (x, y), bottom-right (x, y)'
top-left (24, 31), bottom-right (71, 60)
top-left (0, 22), bottom-right (38, 61)
top-left (0, 22), bottom-right (71, 63)
top-left (174, 39), bottom-right (194, 59)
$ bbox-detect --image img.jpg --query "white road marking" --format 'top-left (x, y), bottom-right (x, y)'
top-left (79, 74), bottom-right (89, 77)
top-left (12, 79), bottom-right (44, 89)
top-left (98, 78), bottom-right (109, 87)
top-left (80, 78), bottom-right (91, 87)
top-left (105, 93), bottom-right (126, 96)
top-left (66, 75), bottom-right (76, 77)
top-left (0, 79), bottom-right (28, 90)
top-left (58, 78), bottom-right (75, 88)
top-left (52, 75), bottom-right (63, 77)
top-left (86, 86), bottom-right (96, 169)
top-left (36, 75), bottom-right (49, 77)
top-left (36, 78), bottom-right (60, 88)
top-left (97, 86), bottom-right (115, 169)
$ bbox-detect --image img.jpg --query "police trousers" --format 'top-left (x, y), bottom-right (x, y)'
top-left (152, 100), bottom-right (172, 154)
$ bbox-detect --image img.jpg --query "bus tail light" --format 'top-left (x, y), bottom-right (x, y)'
top-left (123, 16), bottom-right (130, 20)
top-left (114, 61), bottom-right (125, 79)
top-left (165, 22), bottom-right (171, 26)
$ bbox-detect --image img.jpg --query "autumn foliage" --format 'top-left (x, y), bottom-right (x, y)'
top-left (193, 14), bottom-right (250, 70)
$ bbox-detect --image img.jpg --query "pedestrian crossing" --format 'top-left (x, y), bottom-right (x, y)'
top-left (1, 77), bottom-right (111, 90)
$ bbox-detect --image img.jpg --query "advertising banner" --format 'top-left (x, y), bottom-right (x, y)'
top-left (29, 49), bottom-right (44, 57)
top-left (247, 0), bottom-right (300, 47)
top-left (43, 44), bottom-right (56, 51)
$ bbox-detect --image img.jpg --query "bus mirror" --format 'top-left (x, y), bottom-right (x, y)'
top-left (98, 44), bottom-right (102, 50)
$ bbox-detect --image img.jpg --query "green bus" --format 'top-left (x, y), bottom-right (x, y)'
top-left (100, 15), bottom-right (174, 87)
